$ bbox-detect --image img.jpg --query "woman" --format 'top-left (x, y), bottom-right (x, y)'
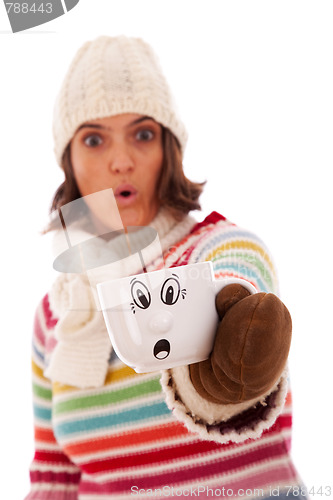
top-left (26, 35), bottom-right (304, 499)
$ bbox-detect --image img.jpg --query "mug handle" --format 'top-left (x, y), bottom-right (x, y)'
top-left (213, 276), bottom-right (257, 296)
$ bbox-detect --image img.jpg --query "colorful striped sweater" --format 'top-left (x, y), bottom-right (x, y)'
top-left (26, 211), bottom-right (303, 499)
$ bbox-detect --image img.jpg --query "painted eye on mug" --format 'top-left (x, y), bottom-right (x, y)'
top-left (160, 277), bottom-right (181, 305)
top-left (131, 281), bottom-right (151, 309)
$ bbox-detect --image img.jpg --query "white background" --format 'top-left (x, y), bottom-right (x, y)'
top-left (0, 1), bottom-right (332, 498)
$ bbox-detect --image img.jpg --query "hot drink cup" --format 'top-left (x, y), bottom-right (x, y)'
top-left (97, 261), bottom-right (256, 373)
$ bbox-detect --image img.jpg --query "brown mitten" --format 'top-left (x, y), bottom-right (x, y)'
top-left (189, 284), bottom-right (292, 404)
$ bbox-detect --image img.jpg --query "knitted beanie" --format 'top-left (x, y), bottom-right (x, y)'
top-left (53, 35), bottom-right (188, 166)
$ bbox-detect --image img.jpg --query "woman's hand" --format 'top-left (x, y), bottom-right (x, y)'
top-left (189, 284), bottom-right (292, 404)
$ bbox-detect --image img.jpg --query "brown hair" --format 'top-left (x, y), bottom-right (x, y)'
top-left (44, 127), bottom-right (205, 233)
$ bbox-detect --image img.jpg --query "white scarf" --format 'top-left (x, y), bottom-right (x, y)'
top-left (45, 209), bottom-right (197, 388)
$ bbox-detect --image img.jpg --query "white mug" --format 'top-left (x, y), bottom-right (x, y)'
top-left (97, 261), bottom-right (256, 373)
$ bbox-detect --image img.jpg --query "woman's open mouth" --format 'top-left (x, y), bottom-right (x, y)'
top-left (114, 184), bottom-right (138, 206)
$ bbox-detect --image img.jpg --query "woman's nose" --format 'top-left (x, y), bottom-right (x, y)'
top-left (109, 142), bottom-right (135, 174)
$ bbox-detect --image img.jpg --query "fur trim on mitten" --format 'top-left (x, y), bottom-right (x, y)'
top-left (161, 365), bottom-right (289, 444)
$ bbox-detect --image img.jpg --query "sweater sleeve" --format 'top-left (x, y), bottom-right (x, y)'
top-left (25, 297), bottom-right (81, 500)
top-left (160, 216), bottom-right (289, 444)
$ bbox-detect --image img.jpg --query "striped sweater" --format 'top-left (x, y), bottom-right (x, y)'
top-left (26, 211), bottom-right (303, 499)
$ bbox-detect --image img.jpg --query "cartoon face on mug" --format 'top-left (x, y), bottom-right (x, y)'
top-left (97, 263), bottom-right (227, 373)
top-left (130, 272), bottom-right (187, 361)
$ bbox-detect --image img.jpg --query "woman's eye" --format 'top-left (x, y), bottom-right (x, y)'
top-left (131, 281), bottom-right (151, 309)
top-left (136, 129), bottom-right (154, 142)
top-left (160, 278), bottom-right (180, 306)
top-left (84, 134), bottom-right (103, 147)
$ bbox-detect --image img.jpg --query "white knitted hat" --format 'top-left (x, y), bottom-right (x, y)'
top-left (53, 35), bottom-right (188, 166)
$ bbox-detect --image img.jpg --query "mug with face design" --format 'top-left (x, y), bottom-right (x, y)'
top-left (97, 261), bottom-right (257, 373)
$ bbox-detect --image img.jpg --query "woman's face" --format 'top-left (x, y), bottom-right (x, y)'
top-left (70, 113), bottom-right (164, 230)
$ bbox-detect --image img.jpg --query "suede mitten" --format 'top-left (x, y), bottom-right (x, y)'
top-left (189, 284), bottom-right (292, 404)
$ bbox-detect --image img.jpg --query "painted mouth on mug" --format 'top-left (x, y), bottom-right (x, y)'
top-left (153, 339), bottom-right (170, 360)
